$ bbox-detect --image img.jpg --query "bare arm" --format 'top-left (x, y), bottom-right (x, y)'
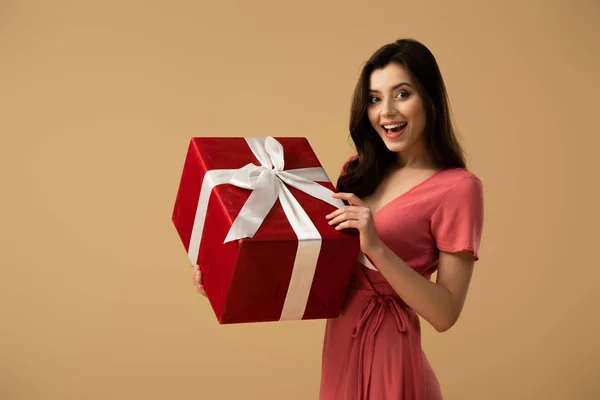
top-left (367, 244), bottom-right (475, 332)
top-left (328, 191), bottom-right (476, 332)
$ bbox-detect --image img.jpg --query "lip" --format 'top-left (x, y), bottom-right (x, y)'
top-left (381, 122), bottom-right (407, 139)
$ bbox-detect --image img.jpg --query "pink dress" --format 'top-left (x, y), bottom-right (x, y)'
top-left (319, 166), bottom-right (485, 400)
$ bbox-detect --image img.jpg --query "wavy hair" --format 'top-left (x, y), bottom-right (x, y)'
top-left (337, 39), bottom-right (466, 198)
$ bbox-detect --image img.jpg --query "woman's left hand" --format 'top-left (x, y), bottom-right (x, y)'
top-left (326, 192), bottom-right (383, 256)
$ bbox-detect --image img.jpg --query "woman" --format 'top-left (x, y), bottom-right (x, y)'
top-left (193, 38), bottom-right (484, 400)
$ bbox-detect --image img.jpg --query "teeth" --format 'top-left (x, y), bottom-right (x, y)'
top-left (383, 122), bottom-right (407, 129)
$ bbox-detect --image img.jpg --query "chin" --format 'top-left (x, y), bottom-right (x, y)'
top-left (386, 144), bottom-right (407, 153)
top-left (380, 138), bottom-right (408, 153)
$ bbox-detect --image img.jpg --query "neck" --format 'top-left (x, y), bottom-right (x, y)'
top-left (396, 141), bottom-right (438, 170)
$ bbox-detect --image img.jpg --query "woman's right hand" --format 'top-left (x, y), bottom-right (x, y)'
top-left (192, 264), bottom-right (207, 297)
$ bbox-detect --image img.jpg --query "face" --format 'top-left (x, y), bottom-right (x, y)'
top-left (367, 63), bottom-right (427, 156)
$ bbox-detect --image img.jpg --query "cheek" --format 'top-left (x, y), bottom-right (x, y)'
top-left (404, 99), bottom-right (427, 128)
top-left (367, 107), bottom-right (380, 130)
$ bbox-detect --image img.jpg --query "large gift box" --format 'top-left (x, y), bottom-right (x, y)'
top-left (172, 136), bottom-right (361, 324)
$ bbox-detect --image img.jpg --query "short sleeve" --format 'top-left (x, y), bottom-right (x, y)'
top-left (430, 175), bottom-right (484, 261)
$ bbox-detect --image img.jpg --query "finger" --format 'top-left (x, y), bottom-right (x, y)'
top-left (192, 266), bottom-right (199, 285)
top-left (332, 192), bottom-right (366, 207)
top-left (326, 206), bottom-right (367, 220)
top-left (332, 192), bottom-right (357, 202)
top-left (193, 265), bottom-right (207, 297)
top-left (328, 212), bottom-right (360, 226)
top-left (335, 220), bottom-right (359, 230)
top-left (193, 267), bottom-right (203, 285)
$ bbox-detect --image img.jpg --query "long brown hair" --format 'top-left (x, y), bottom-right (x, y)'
top-left (337, 39), bottom-right (466, 198)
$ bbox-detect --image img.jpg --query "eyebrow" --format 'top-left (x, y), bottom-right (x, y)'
top-left (369, 82), bottom-right (413, 94)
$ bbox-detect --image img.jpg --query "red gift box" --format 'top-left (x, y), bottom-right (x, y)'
top-left (172, 137), bottom-right (360, 324)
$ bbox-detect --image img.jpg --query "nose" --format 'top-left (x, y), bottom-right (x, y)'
top-left (380, 98), bottom-right (398, 118)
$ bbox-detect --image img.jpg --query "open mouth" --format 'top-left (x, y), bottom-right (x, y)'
top-left (382, 122), bottom-right (407, 134)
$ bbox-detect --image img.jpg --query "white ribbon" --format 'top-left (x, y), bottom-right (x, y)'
top-left (188, 137), bottom-right (345, 321)
top-left (358, 252), bottom-right (378, 271)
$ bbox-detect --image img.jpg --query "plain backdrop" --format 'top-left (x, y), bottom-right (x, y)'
top-left (1, 1), bottom-right (599, 399)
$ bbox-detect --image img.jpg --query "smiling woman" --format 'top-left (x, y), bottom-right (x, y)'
top-left (319, 39), bottom-right (485, 400)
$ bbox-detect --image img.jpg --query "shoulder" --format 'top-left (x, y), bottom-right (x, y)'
top-left (430, 168), bottom-right (484, 222)
top-left (438, 168), bottom-right (483, 190)
top-left (433, 168), bottom-right (484, 205)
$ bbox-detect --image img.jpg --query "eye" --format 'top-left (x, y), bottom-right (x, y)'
top-left (369, 96), bottom-right (380, 104)
top-left (395, 91), bottom-right (409, 99)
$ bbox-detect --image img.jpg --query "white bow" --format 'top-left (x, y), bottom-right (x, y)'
top-left (224, 137), bottom-right (344, 243)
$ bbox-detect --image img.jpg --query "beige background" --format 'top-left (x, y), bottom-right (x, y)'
top-left (1, 1), bottom-right (599, 399)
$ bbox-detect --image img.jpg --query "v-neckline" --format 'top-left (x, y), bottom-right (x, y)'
top-left (371, 168), bottom-right (445, 217)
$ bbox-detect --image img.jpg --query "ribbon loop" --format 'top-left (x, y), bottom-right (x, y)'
top-left (224, 137), bottom-right (343, 243)
top-left (224, 168), bottom-right (280, 243)
top-left (228, 163), bottom-right (263, 190)
top-left (264, 136), bottom-right (285, 171)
